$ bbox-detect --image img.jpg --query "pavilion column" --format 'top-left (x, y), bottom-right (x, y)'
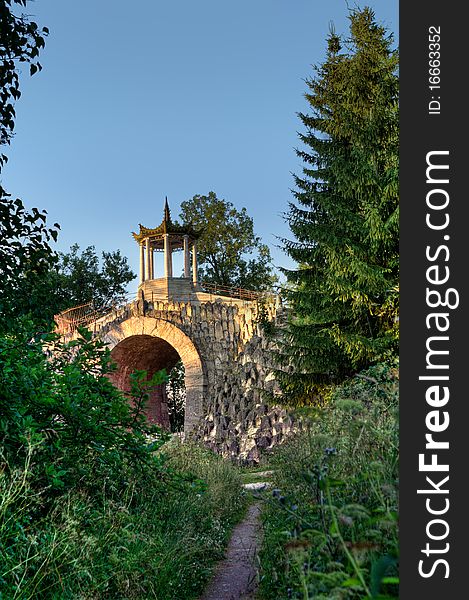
top-left (164, 234), bottom-right (173, 277)
top-left (183, 235), bottom-right (190, 278)
top-left (145, 239), bottom-right (151, 280)
top-left (139, 241), bottom-right (145, 283)
top-left (192, 240), bottom-right (198, 285)
top-left (150, 247), bottom-right (154, 279)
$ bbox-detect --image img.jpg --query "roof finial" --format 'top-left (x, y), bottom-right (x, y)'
top-left (164, 196), bottom-right (171, 222)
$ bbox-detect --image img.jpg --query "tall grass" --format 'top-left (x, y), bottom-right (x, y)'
top-left (258, 361), bottom-right (399, 600)
top-left (0, 441), bottom-right (247, 599)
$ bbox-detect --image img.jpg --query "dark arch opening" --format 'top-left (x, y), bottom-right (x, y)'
top-left (109, 334), bottom-right (182, 429)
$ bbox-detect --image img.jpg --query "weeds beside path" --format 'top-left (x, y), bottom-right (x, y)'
top-left (0, 439), bottom-right (248, 599)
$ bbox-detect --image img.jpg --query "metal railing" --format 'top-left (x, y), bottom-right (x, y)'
top-left (55, 293), bottom-right (136, 335)
top-left (55, 302), bottom-right (98, 335)
top-left (55, 282), bottom-right (278, 335)
top-left (198, 281), bottom-right (274, 301)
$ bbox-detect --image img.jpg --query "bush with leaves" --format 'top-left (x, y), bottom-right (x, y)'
top-left (0, 324), bottom-right (165, 595)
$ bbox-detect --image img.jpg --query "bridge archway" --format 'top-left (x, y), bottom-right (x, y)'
top-left (101, 316), bottom-right (206, 434)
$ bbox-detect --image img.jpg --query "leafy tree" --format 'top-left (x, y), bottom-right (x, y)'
top-left (0, 0), bottom-right (47, 148)
top-left (0, 1), bottom-right (59, 332)
top-left (1, 240), bottom-right (136, 331)
top-left (0, 199), bottom-right (60, 330)
top-left (278, 8), bottom-right (399, 403)
top-left (179, 192), bottom-right (276, 290)
top-left (55, 243), bottom-right (136, 311)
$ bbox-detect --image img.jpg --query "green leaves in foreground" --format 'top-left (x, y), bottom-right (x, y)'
top-left (259, 361), bottom-right (399, 599)
top-left (0, 324), bottom-right (169, 497)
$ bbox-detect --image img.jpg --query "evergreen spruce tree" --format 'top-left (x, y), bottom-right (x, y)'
top-left (278, 8), bottom-right (399, 403)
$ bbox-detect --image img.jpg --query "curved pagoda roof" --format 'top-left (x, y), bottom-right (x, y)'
top-left (132, 198), bottom-right (201, 243)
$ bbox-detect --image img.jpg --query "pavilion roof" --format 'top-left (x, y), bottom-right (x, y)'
top-left (132, 198), bottom-right (201, 242)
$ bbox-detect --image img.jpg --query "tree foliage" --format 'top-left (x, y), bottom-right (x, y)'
top-left (1, 237), bottom-right (136, 331)
top-left (0, 199), bottom-right (60, 330)
top-left (279, 8), bottom-right (399, 403)
top-left (55, 243), bottom-right (136, 311)
top-left (179, 191), bottom-right (276, 290)
top-left (0, 326), bottom-right (168, 495)
top-left (0, 0), bottom-right (48, 148)
top-left (0, 1), bottom-right (59, 332)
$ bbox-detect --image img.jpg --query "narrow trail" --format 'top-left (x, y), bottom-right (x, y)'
top-left (200, 502), bottom-right (263, 600)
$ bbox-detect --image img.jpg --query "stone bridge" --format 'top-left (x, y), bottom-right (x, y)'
top-left (59, 289), bottom-right (291, 462)
top-left (55, 202), bottom-right (294, 461)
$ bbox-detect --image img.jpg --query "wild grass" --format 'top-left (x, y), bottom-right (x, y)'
top-left (257, 361), bottom-right (399, 600)
top-left (0, 440), bottom-right (247, 599)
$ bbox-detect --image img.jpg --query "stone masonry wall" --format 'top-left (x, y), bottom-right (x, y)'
top-left (200, 331), bottom-right (296, 463)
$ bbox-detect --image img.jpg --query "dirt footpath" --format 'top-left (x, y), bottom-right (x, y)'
top-left (200, 502), bottom-right (262, 600)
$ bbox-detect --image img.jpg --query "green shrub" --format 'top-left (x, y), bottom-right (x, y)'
top-left (258, 361), bottom-right (399, 600)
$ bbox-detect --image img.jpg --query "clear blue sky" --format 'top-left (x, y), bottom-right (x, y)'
top-left (2, 0), bottom-right (398, 285)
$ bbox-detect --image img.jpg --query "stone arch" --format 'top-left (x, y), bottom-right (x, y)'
top-left (101, 316), bottom-right (206, 433)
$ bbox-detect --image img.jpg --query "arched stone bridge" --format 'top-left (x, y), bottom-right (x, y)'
top-left (58, 289), bottom-right (293, 462)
